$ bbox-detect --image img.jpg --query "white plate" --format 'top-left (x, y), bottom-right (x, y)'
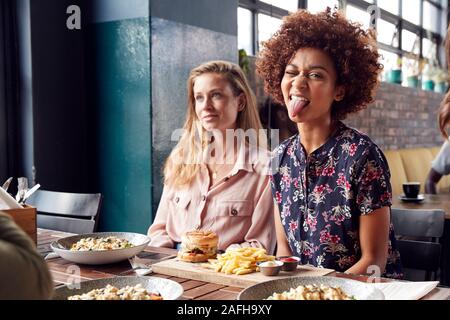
top-left (52, 276), bottom-right (183, 300)
top-left (237, 276), bottom-right (385, 300)
top-left (51, 232), bottom-right (151, 265)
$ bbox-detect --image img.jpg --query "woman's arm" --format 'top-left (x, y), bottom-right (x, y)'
top-left (425, 168), bottom-right (443, 194)
top-left (274, 202), bottom-right (292, 257)
top-left (346, 207), bottom-right (390, 276)
top-left (147, 186), bottom-right (176, 248)
top-left (427, 141), bottom-right (450, 194)
top-left (235, 181), bottom-right (277, 254)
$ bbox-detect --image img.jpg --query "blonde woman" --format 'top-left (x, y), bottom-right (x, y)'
top-left (148, 61), bottom-right (276, 253)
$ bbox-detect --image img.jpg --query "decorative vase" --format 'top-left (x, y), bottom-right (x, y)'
top-left (388, 69), bottom-right (402, 84)
top-left (406, 75), bottom-right (419, 88)
top-left (435, 82), bottom-right (448, 94)
top-left (422, 80), bottom-right (435, 91)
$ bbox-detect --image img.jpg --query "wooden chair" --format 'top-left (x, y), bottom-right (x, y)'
top-left (25, 190), bottom-right (102, 234)
top-left (391, 208), bottom-right (445, 281)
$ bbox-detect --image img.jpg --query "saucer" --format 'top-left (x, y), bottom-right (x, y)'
top-left (398, 194), bottom-right (425, 202)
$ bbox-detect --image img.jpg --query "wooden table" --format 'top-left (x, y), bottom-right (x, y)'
top-left (38, 228), bottom-right (450, 300)
top-left (392, 194), bottom-right (450, 220)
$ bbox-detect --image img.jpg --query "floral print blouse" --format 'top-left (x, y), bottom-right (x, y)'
top-left (270, 121), bottom-right (402, 278)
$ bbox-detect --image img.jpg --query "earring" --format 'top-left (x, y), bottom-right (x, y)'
top-left (335, 93), bottom-right (345, 101)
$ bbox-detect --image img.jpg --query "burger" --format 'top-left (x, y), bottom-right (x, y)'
top-left (177, 230), bottom-right (218, 263)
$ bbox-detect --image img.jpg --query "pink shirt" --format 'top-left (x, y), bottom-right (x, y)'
top-left (148, 145), bottom-right (276, 254)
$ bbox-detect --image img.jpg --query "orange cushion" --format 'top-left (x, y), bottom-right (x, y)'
top-left (398, 148), bottom-right (434, 194)
top-left (430, 147), bottom-right (441, 158)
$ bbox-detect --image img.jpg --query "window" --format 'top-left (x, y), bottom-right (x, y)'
top-left (377, 19), bottom-right (398, 47)
top-left (403, 57), bottom-right (420, 79)
top-left (379, 49), bottom-right (400, 72)
top-left (307, 0), bottom-right (339, 13)
top-left (238, 0), bottom-right (448, 86)
top-left (377, 0), bottom-right (399, 15)
top-left (346, 5), bottom-right (370, 30)
top-left (258, 14), bottom-right (282, 44)
top-left (260, 0), bottom-right (297, 12)
top-left (423, 37), bottom-right (436, 61)
top-left (402, 29), bottom-right (420, 55)
top-left (423, 1), bottom-right (440, 34)
top-left (344, 0), bottom-right (447, 86)
top-left (238, 7), bottom-right (253, 55)
top-left (402, 0), bottom-right (421, 25)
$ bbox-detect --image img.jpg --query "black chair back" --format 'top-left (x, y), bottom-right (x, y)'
top-left (26, 190), bottom-right (102, 234)
top-left (391, 208), bottom-right (445, 281)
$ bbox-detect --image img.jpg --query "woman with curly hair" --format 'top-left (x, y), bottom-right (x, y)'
top-left (426, 25), bottom-right (450, 194)
top-left (256, 8), bottom-right (402, 278)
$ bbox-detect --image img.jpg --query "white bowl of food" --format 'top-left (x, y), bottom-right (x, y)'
top-left (237, 276), bottom-right (385, 300)
top-left (52, 276), bottom-right (184, 300)
top-left (50, 232), bottom-right (151, 265)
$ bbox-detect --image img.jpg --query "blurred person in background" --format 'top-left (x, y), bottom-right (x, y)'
top-left (425, 101), bottom-right (450, 194)
top-left (426, 25), bottom-right (450, 195)
top-left (259, 97), bottom-right (298, 144)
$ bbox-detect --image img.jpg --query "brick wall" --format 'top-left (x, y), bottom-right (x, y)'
top-left (346, 83), bottom-right (444, 150)
top-left (247, 57), bottom-right (445, 151)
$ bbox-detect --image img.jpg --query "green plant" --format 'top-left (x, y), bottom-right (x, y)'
top-left (432, 68), bottom-right (448, 84)
top-left (239, 49), bottom-right (250, 75)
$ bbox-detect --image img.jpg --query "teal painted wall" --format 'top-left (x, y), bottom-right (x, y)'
top-left (89, 17), bottom-right (152, 233)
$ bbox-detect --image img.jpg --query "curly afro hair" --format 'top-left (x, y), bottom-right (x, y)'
top-left (256, 8), bottom-right (383, 120)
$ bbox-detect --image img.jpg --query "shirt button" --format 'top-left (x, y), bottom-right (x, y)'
top-left (231, 209), bottom-right (238, 216)
top-left (202, 195), bottom-right (206, 201)
top-left (175, 197), bottom-right (179, 203)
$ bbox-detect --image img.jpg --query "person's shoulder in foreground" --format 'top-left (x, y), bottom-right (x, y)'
top-left (0, 211), bottom-right (53, 299)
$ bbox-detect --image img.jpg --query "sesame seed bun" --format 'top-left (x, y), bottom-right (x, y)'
top-left (178, 230), bottom-right (218, 262)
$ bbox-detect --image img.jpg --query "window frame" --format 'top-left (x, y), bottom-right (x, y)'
top-left (238, 0), bottom-right (447, 68)
top-left (239, 0), bottom-right (304, 54)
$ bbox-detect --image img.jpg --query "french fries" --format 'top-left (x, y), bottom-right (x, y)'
top-left (201, 247), bottom-right (275, 275)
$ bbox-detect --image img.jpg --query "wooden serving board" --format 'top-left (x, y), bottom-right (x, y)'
top-left (151, 258), bottom-right (334, 288)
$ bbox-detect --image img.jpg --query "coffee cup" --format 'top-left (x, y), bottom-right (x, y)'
top-left (403, 182), bottom-right (420, 198)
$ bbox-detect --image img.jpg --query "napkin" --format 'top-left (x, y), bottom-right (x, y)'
top-left (0, 186), bottom-right (23, 210)
top-left (370, 281), bottom-right (439, 300)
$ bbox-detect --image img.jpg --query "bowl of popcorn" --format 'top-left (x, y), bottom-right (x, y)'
top-left (257, 260), bottom-right (283, 276)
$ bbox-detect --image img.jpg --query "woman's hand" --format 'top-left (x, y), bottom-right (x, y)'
top-left (425, 168), bottom-right (442, 194)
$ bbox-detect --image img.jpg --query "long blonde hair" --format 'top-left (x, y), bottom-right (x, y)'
top-left (163, 60), bottom-right (264, 187)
